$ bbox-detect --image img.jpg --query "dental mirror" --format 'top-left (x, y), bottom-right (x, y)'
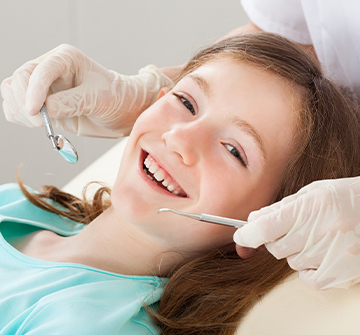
top-left (39, 104), bottom-right (78, 164)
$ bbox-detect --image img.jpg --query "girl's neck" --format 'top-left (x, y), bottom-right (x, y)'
top-left (55, 206), bottom-right (181, 276)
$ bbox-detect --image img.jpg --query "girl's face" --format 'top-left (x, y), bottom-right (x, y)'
top-left (112, 60), bottom-right (298, 255)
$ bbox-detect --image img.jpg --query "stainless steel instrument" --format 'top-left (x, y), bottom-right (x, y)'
top-left (157, 208), bottom-right (247, 228)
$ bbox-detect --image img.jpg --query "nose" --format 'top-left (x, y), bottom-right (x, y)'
top-left (161, 121), bottom-right (211, 166)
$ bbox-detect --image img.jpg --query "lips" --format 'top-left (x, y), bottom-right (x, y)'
top-left (142, 151), bottom-right (187, 197)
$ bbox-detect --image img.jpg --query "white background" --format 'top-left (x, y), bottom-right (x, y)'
top-left (0, 0), bottom-right (248, 189)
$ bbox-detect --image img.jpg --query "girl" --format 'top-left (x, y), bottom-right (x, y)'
top-left (1, 33), bottom-right (359, 335)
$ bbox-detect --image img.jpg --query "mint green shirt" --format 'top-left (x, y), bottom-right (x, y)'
top-left (0, 184), bottom-right (166, 335)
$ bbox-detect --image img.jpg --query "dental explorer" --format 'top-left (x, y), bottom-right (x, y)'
top-left (39, 104), bottom-right (78, 164)
top-left (157, 208), bottom-right (247, 228)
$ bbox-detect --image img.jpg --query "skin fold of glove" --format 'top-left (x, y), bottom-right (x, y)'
top-left (234, 176), bottom-right (360, 290)
top-left (1, 44), bottom-right (173, 138)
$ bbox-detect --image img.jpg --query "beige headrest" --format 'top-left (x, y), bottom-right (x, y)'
top-left (236, 273), bottom-right (360, 334)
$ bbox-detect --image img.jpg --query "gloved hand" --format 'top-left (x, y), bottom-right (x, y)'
top-left (234, 176), bottom-right (360, 290)
top-left (1, 44), bottom-right (173, 137)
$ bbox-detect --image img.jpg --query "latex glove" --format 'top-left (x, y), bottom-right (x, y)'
top-left (1, 44), bottom-right (173, 137)
top-left (234, 176), bottom-right (360, 290)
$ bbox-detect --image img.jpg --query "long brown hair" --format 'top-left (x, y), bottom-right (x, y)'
top-left (18, 33), bottom-right (360, 335)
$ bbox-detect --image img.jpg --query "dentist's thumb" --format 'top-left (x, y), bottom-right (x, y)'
top-left (233, 192), bottom-right (300, 259)
top-left (233, 209), bottom-right (271, 258)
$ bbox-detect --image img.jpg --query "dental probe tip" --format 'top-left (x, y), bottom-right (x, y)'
top-left (157, 208), bottom-right (202, 221)
top-left (157, 208), bottom-right (172, 214)
top-left (158, 208), bottom-right (194, 217)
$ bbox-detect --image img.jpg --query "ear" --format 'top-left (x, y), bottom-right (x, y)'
top-left (155, 87), bottom-right (170, 101)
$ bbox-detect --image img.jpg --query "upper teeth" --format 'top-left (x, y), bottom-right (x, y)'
top-left (144, 156), bottom-right (180, 195)
top-left (154, 170), bottom-right (164, 181)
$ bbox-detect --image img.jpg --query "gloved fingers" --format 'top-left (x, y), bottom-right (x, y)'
top-left (19, 106), bottom-right (43, 127)
top-left (234, 198), bottom-right (302, 248)
top-left (25, 58), bottom-right (70, 117)
top-left (47, 81), bottom-right (127, 128)
top-left (2, 79), bottom-right (19, 124)
top-left (298, 269), bottom-right (336, 290)
top-left (233, 225), bottom-right (264, 248)
top-left (13, 111), bottom-right (39, 127)
top-left (284, 234), bottom-right (333, 272)
top-left (3, 99), bottom-right (41, 127)
top-left (264, 209), bottom-right (330, 259)
top-left (299, 254), bottom-right (360, 290)
top-left (2, 79), bottom-right (40, 127)
top-left (1, 77), bottom-right (13, 105)
top-left (11, 102), bottom-right (43, 127)
top-left (11, 62), bottom-right (37, 113)
top-left (247, 188), bottom-right (307, 222)
top-left (10, 75), bottom-right (44, 127)
top-left (344, 177), bottom-right (360, 190)
top-left (286, 251), bottom-right (324, 271)
top-left (247, 178), bottom-right (339, 224)
top-left (240, 192), bottom-right (314, 248)
top-left (298, 269), bottom-right (323, 290)
top-left (247, 188), bottom-right (329, 249)
top-left (3, 100), bottom-right (20, 125)
top-left (45, 84), bottom-right (95, 119)
top-left (265, 231), bottom-right (309, 259)
top-left (290, 231), bottom-right (360, 289)
top-left (51, 114), bottom-right (123, 137)
top-left (51, 116), bottom-right (79, 134)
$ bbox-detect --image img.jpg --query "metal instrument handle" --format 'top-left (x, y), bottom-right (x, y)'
top-left (39, 104), bottom-right (59, 150)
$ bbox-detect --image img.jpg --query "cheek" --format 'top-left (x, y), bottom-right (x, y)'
top-left (198, 166), bottom-right (280, 221)
top-left (197, 164), bottom-right (255, 220)
top-left (239, 157), bottom-right (292, 213)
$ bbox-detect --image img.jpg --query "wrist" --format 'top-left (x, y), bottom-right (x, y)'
top-left (139, 64), bottom-right (174, 88)
top-left (138, 65), bottom-right (174, 105)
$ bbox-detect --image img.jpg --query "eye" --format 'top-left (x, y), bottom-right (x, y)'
top-left (224, 143), bottom-right (247, 167)
top-left (173, 92), bottom-right (196, 115)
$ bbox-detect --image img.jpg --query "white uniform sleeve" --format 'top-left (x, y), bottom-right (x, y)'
top-left (241, 0), bottom-right (312, 44)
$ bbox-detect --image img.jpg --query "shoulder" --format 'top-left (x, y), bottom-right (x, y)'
top-left (17, 278), bottom-right (165, 335)
top-left (0, 183), bottom-right (85, 236)
top-left (17, 299), bottom-right (160, 335)
top-left (0, 183), bottom-right (37, 219)
top-left (0, 183), bottom-right (27, 206)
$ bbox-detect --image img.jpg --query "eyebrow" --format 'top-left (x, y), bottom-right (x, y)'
top-left (188, 74), bottom-right (213, 100)
top-left (230, 117), bottom-right (267, 160)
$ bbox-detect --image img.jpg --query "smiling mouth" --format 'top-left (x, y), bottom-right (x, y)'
top-left (142, 152), bottom-right (187, 197)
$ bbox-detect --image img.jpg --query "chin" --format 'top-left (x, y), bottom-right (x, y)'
top-left (110, 182), bottom-right (158, 224)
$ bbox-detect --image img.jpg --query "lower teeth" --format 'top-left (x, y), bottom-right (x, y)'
top-left (144, 167), bottom-right (154, 181)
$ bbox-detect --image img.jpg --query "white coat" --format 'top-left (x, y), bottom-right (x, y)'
top-left (241, 0), bottom-right (360, 101)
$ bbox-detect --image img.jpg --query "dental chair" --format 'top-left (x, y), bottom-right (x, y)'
top-left (63, 137), bottom-right (360, 335)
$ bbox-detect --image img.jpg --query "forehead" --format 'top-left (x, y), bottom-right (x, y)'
top-left (188, 59), bottom-right (290, 92)
top-left (184, 59), bottom-right (298, 119)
